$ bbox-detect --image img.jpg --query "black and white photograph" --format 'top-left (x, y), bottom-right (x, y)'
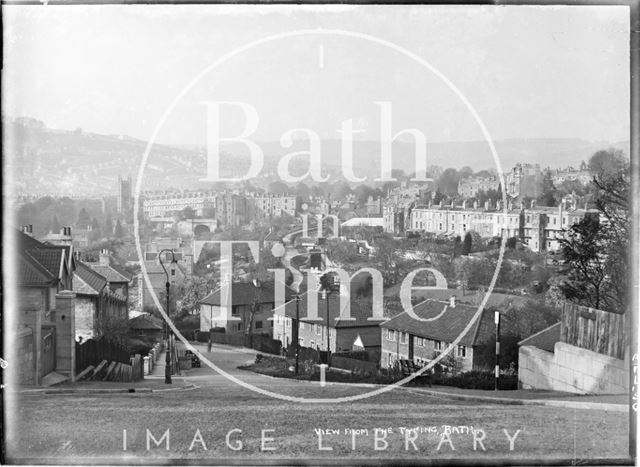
top-left (2, 3), bottom-right (639, 464)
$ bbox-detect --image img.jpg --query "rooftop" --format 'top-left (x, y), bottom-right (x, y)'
top-left (380, 299), bottom-right (494, 347)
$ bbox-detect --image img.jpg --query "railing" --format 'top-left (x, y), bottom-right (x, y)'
top-left (560, 302), bottom-right (626, 359)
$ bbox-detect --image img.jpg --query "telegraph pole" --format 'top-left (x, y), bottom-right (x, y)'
top-left (495, 310), bottom-right (500, 391)
top-left (295, 294), bottom-right (300, 374)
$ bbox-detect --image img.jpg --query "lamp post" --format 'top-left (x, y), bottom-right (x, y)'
top-left (321, 289), bottom-right (331, 366)
top-left (494, 310), bottom-right (501, 391)
top-left (159, 249), bottom-right (178, 385)
top-left (294, 294), bottom-right (300, 374)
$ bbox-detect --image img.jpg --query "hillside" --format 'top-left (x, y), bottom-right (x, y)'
top-left (3, 117), bottom-right (629, 196)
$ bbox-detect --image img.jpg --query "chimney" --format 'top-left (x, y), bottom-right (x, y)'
top-left (484, 200), bottom-right (490, 210)
top-left (473, 200), bottom-right (478, 210)
top-left (99, 249), bottom-right (110, 266)
top-left (449, 296), bottom-right (456, 308)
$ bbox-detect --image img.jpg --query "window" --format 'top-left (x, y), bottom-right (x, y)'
top-left (300, 322), bottom-right (305, 330)
top-left (434, 340), bottom-right (442, 351)
top-left (237, 323), bottom-right (243, 332)
top-left (416, 337), bottom-right (424, 346)
top-left (553, 218), bottom-right (557, 225)
top-left (171, 269), bottom-right (176, 276)
top-left (388, 353), bottom-right (393, 366)
top-left (317, 325), bottom-right (322, 336)
top-left (255, 321), bottom-right (263, 329)
top-left (400, 332), bottom-right (407, 344)
top-left (387, 329), bottom-right (396, 341)
top-left (285, 319), bottom-right (291, 328)
top-left (457, 345), bottom-right (467, 357)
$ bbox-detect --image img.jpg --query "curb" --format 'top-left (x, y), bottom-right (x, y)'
top-left (16, 383), bottom-right (198, 395)
top-left (237, 367), bottom-right (628, 412)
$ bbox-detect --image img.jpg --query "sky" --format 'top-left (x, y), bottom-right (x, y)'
top-left (2, 5), bottom-right (631, 146)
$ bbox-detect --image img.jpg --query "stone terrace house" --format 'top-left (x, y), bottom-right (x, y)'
top-left (274, 292), bottom-right (382, 353)
top-left (73, 261), bottom-right (128, 342)
top-left (15, 229), bottom-right (77, 385)
top-left (199, 281), bottom-right (294, 336)
top-left (380, 297), bottom-right (496, 372)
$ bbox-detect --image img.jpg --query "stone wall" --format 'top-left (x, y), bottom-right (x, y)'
top-left (519, 341), bottom-right (628, 394)
top-left (75, 297), bottom-right (96, 341)
top-left (16, 327), bottom-right (35, 385)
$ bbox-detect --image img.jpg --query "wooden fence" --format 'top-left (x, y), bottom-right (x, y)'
top-left (560, 302), bottom-right (626, 359)
top-left (75, 338), bottom-right (144, 382)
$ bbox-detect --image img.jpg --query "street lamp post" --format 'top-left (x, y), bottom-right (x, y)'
top-left (159, 249), bottom-right (178, 385)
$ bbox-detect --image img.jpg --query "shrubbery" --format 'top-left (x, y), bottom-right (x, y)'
top-left (431, 370), bottom-right (517, 390)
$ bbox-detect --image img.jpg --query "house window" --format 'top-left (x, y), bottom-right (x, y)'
top-left (400, 332), bottom-right (407, 344)
top-left (457, 345), bottom-right (467, 357)
top-left (387, 329), bottom-right (396, 341)
top-left (237, 323), bottom-right (243, 331)
top-left (316, 325), bottom-right (322, 336)
top-left (255, 321), bottom-right (263, 329)
top-left (171, 269), bottom-right (176, 276)
top-left (285, 319), bottom-right (290, 328)
top-left (416, 337), bottom-right (424, 346)
top-left (434, 340), bottom-right (442, 351)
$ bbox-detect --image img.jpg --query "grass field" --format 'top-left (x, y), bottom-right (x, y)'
top-left (5, 383), bottom-right (630, 463)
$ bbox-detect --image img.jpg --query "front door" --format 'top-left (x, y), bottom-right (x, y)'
top-left (42, 326), bottom-right (56, 376)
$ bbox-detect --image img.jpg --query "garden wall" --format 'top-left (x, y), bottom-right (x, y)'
top-left (519, 342), bottom-right (628, 394)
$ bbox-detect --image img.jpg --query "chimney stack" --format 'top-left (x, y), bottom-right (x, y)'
top-left (99, 249), bottom-right (110, 266)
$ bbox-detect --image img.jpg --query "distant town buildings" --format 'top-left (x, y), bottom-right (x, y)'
top-left (409, 196), bottom-right (598, 252)
top-left (142, 190), bottom-right (296, 229)
top-left (550, 161), bottom-right (592, 185)
top-left (505, 163), bottom-right (543, 198)
top-left (457, 176), bottom-right (501, 198)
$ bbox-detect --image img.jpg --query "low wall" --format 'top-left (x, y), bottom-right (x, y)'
top-left (519, 341), bottom-right (628, 394)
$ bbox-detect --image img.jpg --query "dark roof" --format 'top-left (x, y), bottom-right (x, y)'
top-left (86, 263), bottom-right (130, 283)
top-left (281, 292), bottom-right (380, 328)
top-left (19, 250), bottom-right (56, 286)
top-left (200, 281), bottom-right (293, 307)
top-left (74, 262), bottom-right (107, 294)
top-left (129, 314), bottom-right (164, 330)
top-left (380, 299), bottom-right (493, 347)
top-left (518, 322), bottom-right (561, 353)
top-left (27, 247), bottom-right (65, 278)
top-left (17, 230), bottom-right (43, 250)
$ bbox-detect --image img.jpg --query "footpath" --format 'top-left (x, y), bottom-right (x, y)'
top-left (15, 343), bottom-right (631, 412)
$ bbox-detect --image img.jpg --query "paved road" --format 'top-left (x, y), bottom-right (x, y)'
top-left (5, 342), bottom-right (631, 463)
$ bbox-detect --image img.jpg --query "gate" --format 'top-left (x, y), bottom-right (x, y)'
top-left (42, 326), bottom-right (56, 375)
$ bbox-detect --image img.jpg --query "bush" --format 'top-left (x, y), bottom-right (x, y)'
top-left (431, 370), bottom-right (517, 390)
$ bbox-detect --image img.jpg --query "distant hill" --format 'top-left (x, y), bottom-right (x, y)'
top-left (3, 117), bottom-right (629, 196)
